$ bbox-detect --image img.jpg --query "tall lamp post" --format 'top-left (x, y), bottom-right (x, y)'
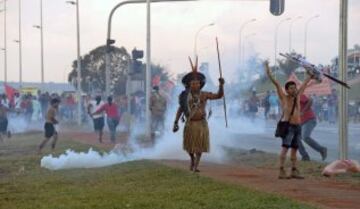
top-left (304, 15), bottom-right (319, 58)
top-left (193, 22), bottom-right (215, 58)
top-left (289, 16), bottom-right (302, 53)
top-left (66, 0), bottom-right (82, 125)
top-left (0, 1), bottom-right (7, 83)
top-left (16, 0), bottom-right (23, 88)
top-left (33, 0), bottom-right (44, 84)
top-left (274, 17), bottom-right (291, 74)
top-left (338, 0), bottom-right (348, 160)
top-left (145, 0), bottom-right (151, 137)
top-left (239, 18), bottom-right (256, 67)
top-left (105, 0), bottom-right (197, 138)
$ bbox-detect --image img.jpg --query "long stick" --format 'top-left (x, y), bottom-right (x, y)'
top-left (216, 37), bottom-right (228, 128)
top-left (323, 73), bottom-right (350, 89)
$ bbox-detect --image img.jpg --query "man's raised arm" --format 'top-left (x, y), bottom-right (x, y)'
top-left (264, 61), bottom-right (284, 98)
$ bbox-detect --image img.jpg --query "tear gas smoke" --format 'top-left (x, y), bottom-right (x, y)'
top-left (41, 102), bottom-right (267, 170)
top-left (8, 114), bottom-right (43, 133)
top-left (41, 53), bottom-right (267, 170)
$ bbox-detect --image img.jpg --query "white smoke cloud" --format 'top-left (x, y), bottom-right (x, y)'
top-left (41, 101), bottom-right (266, 170)
top-left (7, 114), bottom-right (43, 134)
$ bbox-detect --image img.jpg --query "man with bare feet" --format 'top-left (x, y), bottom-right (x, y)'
top-left (173, 57), bottom-right (224, 173)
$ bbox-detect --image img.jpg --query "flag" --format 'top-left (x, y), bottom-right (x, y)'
top-left (4, 84), bottom-right (18, 107)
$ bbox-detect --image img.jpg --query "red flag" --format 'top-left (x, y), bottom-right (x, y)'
top-left (4, 84), bottom-right (18, 106)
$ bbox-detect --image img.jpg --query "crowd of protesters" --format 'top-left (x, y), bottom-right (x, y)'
top-left (233, 89), bottom-right (360, 124)
top-left (0, 91), bottom-right (77, 123)
top-left (0, 85), bottom-right (172, 144)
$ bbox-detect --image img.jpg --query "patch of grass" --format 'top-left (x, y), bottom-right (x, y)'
top-left (0, 133), bottom-right (318, 209)
top-left (224, 146), bottom-right (360, 186)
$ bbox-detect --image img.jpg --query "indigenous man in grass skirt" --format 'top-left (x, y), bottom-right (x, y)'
top-left (173, 57), bottom-right (224, 172)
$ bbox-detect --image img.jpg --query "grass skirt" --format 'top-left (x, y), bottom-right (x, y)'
top-left (183, 120), bottom-right (209, 153)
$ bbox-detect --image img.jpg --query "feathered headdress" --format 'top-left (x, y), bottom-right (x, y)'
top-left (181, 56), bottom-right (206, 89)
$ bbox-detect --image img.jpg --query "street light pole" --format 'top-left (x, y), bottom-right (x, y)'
top-left (193, 22), bottom-right (214, 58)
top-left (289, 16), bottom-right (302, 53)
top-left (105, 0), bottom-right (197, 138)
top-left (40, 0), bottom-right (44, 83)
top-left (0, 1), bottom-right (7, 83)
top-left (18, 0), bottom-right (22, 88)
top-left (274, 18), bottom-right (291, 74)
top-left (304, 15), bottom-right (319, 58)
top-left (239, 18), bottom-right (256, 67)
top-left (34, 0), bottom-right (45, 84)
top-left (145, 0), bottom-right (151, 137)
top-left (66, 0), bottom-right (82, 125)
top-left (338, 0), bottom-right (348, 160)
top-left (75, 0), bottom-right (82, 126)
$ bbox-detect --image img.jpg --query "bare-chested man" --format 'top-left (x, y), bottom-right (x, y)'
top-left (38, 98), bottom-right (60, 153)
top-left (264, 61), bottom-right (314, 179)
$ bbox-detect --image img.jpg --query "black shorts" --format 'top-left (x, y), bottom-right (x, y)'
top-left (44, 122), bottom-right (56, 138)
top-left (281, 125), bottom-right (301, 149)
top-left (93, 117), bottom-right (105, 131)
top-left (0, 117), bottom-right (8, 133)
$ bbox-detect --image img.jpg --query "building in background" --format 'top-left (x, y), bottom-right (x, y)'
top-left (331, 44), bottom-right (360, 79)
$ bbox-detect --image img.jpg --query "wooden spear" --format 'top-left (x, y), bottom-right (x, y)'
top-left (216, 37), bottom-right (228, 128)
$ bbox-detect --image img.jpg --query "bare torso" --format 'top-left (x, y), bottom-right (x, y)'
top-left (280, 93), bottom-right (301, 125)
top-left (187, 91), bottom-right (222, 121)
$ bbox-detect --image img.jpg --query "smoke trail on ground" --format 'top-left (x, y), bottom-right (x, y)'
top-left (41, 104), bottom-right (266, 170)
top-left (41, 148), bottom-right (131, 170)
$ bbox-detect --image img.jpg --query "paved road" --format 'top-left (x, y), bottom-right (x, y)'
top-left (211, 117), bottom-right (360, 162)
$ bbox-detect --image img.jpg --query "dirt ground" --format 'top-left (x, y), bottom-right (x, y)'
top-left (64, 131), bottom-right (360, 209)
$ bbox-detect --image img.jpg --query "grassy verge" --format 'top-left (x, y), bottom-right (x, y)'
top-left (0, 133), bottom-right (318, 209)
top-left (224, 147), bottom-right (360, 186)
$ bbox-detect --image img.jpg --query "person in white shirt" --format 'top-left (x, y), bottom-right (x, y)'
top-left (87, 95), bottom-right (105, 143)
top-left (14, 93), bottom-right (22, 113)
top-left (32, 96), bottom-right (42, 121)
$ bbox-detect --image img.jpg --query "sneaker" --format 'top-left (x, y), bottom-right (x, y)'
top-left (278, 168), bottom-right (289, 179)
top-left (320, 148), bottom-right (327, 161)
top-left (290, 168), bottom-right (304, 179)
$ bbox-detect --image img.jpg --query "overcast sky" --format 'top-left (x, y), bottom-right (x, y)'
top-left (1, 0), bottom-right (359, 83)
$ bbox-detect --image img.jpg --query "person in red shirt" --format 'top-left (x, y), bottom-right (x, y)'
top-left (298, 94), bottom-right (327, 161)
top-left (92, 96), bottom-right (120, 143)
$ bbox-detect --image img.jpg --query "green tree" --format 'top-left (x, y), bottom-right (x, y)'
top-left (68, 45), bottom-right (130, 95)
top-left (68, 45), bottom-right (170, 95)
